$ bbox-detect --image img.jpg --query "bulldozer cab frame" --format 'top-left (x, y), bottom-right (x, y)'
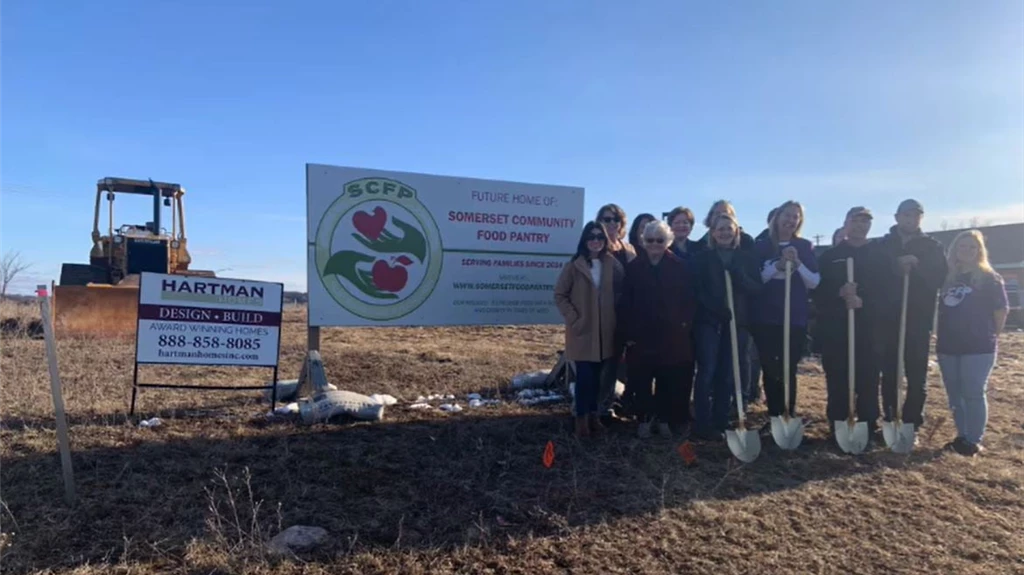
top-left (89, 177), bottom-right (194, 284)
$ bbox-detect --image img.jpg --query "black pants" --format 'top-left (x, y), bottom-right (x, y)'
top-left (752, 323), bottom-right (806, 417)
top-left (821, 326), bottom-right (880, 424)
top-left (625, 360), bottom-right (694, 425)
top-left (878, 326), bottom-right (931, 427)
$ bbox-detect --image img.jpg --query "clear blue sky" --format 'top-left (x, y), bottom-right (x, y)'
top-left (3, 1), bottom-right (1022, 293)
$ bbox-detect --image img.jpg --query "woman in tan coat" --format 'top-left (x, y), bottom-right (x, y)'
top-left (554, 221), bottom-right (625, 438)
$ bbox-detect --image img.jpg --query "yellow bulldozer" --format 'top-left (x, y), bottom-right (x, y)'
top-left (52, 177), bottom-right (217, 337)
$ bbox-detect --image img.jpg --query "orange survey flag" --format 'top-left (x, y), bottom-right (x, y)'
top-left (678, 441), bottom-right (697, 465)
top-left (542, 440), bottom-right (555, 468)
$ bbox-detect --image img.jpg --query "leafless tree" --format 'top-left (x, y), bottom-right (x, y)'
top-left (1, 251), bottom-right (32, 301)
top-left (970, 216), bottom-right (994, 228)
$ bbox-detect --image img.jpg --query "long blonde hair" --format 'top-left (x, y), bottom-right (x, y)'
top-left (945, 229), bottom-right (997, 289)
top-left (769, 200), bottom-right (804, 247)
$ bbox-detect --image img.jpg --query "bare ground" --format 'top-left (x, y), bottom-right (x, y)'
top-left (1, 302), bottom-right (1023, 574)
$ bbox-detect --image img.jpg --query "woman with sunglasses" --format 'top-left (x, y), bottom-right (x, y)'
top-left (618, 220), bottom-right (697, 438)
top-left (691, 213), bottom-right (762, 440)
top-left (595, 203), bottom-right (635, 421)
top-left (554, 221), bottom-right (626, 438)
top-left (597, 204), bottom-right (637, 267)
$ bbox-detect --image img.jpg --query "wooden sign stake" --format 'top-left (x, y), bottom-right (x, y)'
top-left (36, 284), bottom-right (76, 505)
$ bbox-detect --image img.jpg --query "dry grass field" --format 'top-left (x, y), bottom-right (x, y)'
top-left (1, 299), bottom-right (1023, 574)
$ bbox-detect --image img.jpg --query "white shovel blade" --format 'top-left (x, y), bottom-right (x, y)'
top-left (834, 420), bottom-right (869, 454)
top-left (888, 423), bottom-right (916, 454)
top-left (726, 429), bottom-right (761, 463)
top-left (770, 416), bottom-right (804, 450)
top-left (881, 421), bottom-right (899, 447)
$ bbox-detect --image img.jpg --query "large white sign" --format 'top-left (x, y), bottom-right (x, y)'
top-left (306, 164), bottom-right (585, 327)
top-left (135, 272), bottom-right (283, 367)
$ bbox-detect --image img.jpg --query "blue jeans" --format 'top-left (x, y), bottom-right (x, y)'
top-left (574, 361), bottom-right (602, 417)
top-left (937, 353), bottom-right (996, 445)
top-left (693, 323), bottom-right (749, 435)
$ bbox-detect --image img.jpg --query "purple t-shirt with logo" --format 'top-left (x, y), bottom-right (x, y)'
top-left (936, 272), bottom-right (1009, 355)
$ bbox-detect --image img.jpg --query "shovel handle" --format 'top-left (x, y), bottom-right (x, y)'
top-left (896, 271), bottom-right (909, 420)
top-left (725, 269), bottom-right (745, 427)
top-left (783, 259), bottom-right (792, 417)
top-left (847, 257), bottom-right (856, 420)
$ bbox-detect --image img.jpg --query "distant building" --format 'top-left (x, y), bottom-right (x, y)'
top-left (926, 222), bottom-right (1023, 286)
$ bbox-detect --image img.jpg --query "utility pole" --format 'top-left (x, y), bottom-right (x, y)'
top-left (812, 234), bottom-right (824, 246)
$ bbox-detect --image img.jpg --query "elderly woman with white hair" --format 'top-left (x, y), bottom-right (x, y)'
top-left (617, 219), bottom-right (698, 438)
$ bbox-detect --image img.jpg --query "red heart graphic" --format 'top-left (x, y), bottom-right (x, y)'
top-left (372, 260), bottom-right (408, 292)
top-left (353, 207), bottom-right (387, 240)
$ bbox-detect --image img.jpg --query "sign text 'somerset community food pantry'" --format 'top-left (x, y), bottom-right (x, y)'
top-left (306, 164), bottom-right (585, 327)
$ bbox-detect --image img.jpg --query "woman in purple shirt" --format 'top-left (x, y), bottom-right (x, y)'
top-left (752, 201), bottom-right (820, 425)
top-left (936, 230), bottom-right (1009, 457)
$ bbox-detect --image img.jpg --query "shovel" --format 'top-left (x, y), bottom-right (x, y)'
top-left (771, 259), bottom-right (803, 450)
top-left (882, 272), bottom-right (916, 453)
top-left (835, 257), bottom-right (869, 454)
top-left (724, 269), bottom-right (761, 463)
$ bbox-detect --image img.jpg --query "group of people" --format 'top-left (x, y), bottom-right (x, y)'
top-left (553, 198), bottom-right (1009, 456)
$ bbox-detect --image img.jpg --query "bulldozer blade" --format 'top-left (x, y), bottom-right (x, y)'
top-left (882, 420), bottom-right (916, 453)
top-left (834, 420), bottom-right (869, 454)
top-left (726, 428), bottom-right (761, 463)
top-left (770, 415), bottom-right (804, 450)
top-left (52, 284), bottom-right (139, 338)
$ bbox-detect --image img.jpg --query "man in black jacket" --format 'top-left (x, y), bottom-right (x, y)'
top-left (814, 207), bottom-right (889, 444)
top-left (875, 199), bottom-right (948, 431)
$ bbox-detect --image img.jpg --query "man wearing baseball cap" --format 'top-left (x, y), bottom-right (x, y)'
top-left (876, 199), bottom-right (948, 434)
top-left (813, 206), bottom-right (888, 447)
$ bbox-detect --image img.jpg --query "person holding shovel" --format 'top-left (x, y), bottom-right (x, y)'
top-left (814, 207), bottom-right (889, 447)
top-left (876, 199), bottom-right (948, 433)
top-left (936, 230), bottom-right (1009, 456)
top-left (752, 201), bottom-right (820, 428)
top-left (554, 221), bottom-right (625, 439)
top-left (691, 213), bottom-right (762, 441)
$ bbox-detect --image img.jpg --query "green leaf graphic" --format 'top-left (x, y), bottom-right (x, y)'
top-left (323, 250), bottom-right (398, 300)
top-left (352, 216), bottom-right (427, 262)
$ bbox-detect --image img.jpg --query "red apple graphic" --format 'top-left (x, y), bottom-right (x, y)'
top-left (353, 207), bottom-right (387, 240)
top-left (371, 259), bottom-right (408, 292)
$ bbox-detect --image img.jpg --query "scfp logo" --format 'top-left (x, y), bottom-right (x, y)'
top-left (314, 178), bottom-right (443, 320)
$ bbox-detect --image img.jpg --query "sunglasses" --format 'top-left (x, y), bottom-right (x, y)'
top-left (644, 237), bottom-right (666, 244)
top-left (600, 216), bottom-right (621, 224)
top-left (587, 234), bottom-right (607, 241)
